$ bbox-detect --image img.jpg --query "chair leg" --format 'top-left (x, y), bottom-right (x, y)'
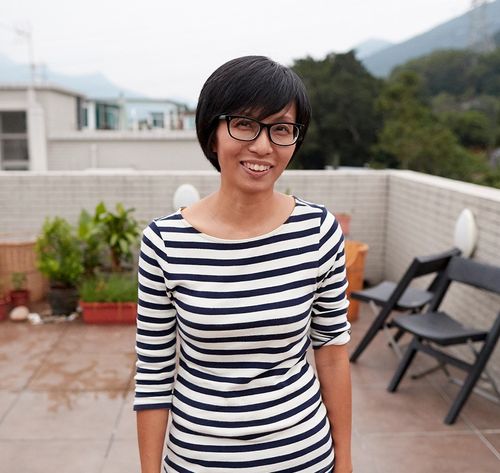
top-left (350, 309), bottom-right (391, 363)
top-left (387, 337), bottom-right (419, 392)
top-left (393, 328), bottom-right (405, 343)
top-left (444, 337), bottom-right (499, 424)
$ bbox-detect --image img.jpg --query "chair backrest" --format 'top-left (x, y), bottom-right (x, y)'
top-left (381, 247), bottom-right (461, 316)
top-left (428, 256), bottom-right (500, 312)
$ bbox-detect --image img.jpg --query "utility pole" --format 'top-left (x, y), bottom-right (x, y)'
top-left (0, 21), bottom-right (48, 171)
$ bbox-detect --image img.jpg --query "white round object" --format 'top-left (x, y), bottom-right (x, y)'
top-left (453, 208), bottom-right (478, 258)
top-left (9, 305), bottom-right (29, 322)
top-left (173, 184), bottom-right (200, 210)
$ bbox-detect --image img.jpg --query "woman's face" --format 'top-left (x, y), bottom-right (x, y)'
top-left (212, 102), bottom-right (297, 195)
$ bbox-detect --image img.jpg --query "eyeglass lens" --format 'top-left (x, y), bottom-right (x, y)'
top-left (228, 117), bottom-right (299, 145)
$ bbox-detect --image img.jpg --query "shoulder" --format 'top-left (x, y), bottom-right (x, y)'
top-left (141, 209), bottom-right (182, 246)
top-left (294, 196), bottom-right (339, 234)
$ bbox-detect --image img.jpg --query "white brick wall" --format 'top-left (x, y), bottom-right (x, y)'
top-left (1, 168), bottom-right (499, 384)
top-left (385, 170), bottom-right (500, 383)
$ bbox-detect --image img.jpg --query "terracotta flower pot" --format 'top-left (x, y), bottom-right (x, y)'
top-left (9, 289), bottom-right (30, 308)
top-left (80, 301), bottom-right (137, 324)
top-left (0, 298), bottom-right (8, 321)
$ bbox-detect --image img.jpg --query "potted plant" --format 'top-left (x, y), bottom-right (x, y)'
top-left (35, 217), bottom-right (84, 315)
top-left (79, 271), bottom-right (138, 324)
top-left (334, 212), bottom-right (351, 237)
top-left (78, 201), bottom-right (142, 324)
top-left (9, 272), bottom-right (31, 308)
top-left (92, 201), bottom-right (141, 273)
top-left (77, 208), bottom-right (105, 277)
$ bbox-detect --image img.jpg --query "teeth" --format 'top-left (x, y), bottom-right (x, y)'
top-left (243, 162), bottom-right (270, 172)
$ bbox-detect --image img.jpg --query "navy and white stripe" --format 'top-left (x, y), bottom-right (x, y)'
top-left (134, 196), bottom-right (350, 472)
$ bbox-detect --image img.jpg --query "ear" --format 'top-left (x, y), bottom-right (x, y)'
top-left (211, 136), bottom-right (218, 154)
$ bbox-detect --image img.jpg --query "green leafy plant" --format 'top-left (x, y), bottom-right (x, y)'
top-left (35, 217), bottom-right (84, 288)
top-left (79, 272), bottom-right (138, 302)
top-left (77, 208), bottom-right (104, 277)
top-left (92, 202), bottom-right (141, 273)
top-left (11, 272), bottom-right (27, 291)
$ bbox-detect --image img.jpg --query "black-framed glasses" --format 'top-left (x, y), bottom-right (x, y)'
top-left (219, 115), bottom-right (303, 146)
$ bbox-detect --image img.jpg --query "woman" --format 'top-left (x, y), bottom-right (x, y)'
top-left (134, 56), bottom-right (353, 473)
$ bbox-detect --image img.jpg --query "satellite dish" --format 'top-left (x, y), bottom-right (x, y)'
top-left (173, 184), bottom-right (200, 210)
top-left (453, 208), bottom-right (478, 258)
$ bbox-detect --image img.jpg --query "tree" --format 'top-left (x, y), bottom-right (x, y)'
top-left (291, 52), bottom-right (381, 169)
top-left (372, 70), bottom-right (490, 181)
top-left (438, 110), bottom-right (491, 149)
top-left (392, 50), bottom-right (479, 98)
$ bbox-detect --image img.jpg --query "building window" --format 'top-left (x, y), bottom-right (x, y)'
top-left (95, 103), bottom-right (120, 130)
top-left (151, 112), bottom-right (164, 128)
top-left (0, 111), bottom-right (29, 171)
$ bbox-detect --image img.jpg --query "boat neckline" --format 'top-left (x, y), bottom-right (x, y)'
top-left (177, 195), bottom-right (298, 243)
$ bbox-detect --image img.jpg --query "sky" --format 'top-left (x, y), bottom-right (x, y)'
top-left (0, 0), bottom-right (473, 104)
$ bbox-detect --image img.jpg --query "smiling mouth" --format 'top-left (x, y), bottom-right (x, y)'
top-left (241, 161), bottom-right (273, 172)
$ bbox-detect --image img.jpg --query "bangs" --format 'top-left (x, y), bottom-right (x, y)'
top-left (205, 56), bottom-right (309, 125)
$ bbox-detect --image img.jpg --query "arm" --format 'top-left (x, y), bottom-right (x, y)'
top-left (310, 208), bottom-right (352, 472)
top-left (134, 221), bottom-right (178, 473)
top-left (315, 344), bottom-right (352, 473)
top-left (137, 409), bottom-right (169, 473)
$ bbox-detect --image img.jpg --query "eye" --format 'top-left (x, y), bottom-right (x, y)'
top-left (272, 124), bottom-right (293, 135)
top-left (232, 118), bottom-right (254, 129)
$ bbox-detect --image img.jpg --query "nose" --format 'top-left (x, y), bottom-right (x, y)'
top-left (248, 128), bottom-right (273, 155)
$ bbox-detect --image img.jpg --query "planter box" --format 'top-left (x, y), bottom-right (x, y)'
top-left (345, 240), bottom-right (369, 323)
top-left (80, 301), bottom-right (137, 324)
top-left (0, 234), bottom-right (49, 303)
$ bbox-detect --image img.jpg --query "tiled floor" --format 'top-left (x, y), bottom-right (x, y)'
top-left (0, 304), bottom-right (499, 472)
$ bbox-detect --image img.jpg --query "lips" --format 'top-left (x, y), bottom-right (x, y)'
top-left (240, 162), bottom-right (273, 177)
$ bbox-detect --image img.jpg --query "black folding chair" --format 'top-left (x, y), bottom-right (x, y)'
top-left (387, 256), bottom-right (500, 424)
top-left (349, 248), bottom-right (461, 363)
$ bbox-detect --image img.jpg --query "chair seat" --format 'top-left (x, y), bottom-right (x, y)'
top-left (392, 311), bottom-right (488, 345)
top-left (351, 281), bottom-right (433, 310)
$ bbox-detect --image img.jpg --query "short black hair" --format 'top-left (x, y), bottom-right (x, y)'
top-left (196, 56), bottom-right (311, 172)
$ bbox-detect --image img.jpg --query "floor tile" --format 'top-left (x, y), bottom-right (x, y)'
top-left (0, 439), bottom-right (108, 473)
top-left (56, 324), bottom-right (136, 354)
top-left (114, 391), bottom-right (137, 440)
top-left (482, 433), bottom-right (500, 456)
top-left (352, 381), bottom-right (471, 434)
top-left (425, 365), bottom-right (500, 430)
top-left (0, 390), bottom-right (19, 419)
top-left (28, 351), bottom-right (135, 391)
top-left (100, 438), bottom-right (141, 473)
top-left (0, 390), bottom-right (124, 440)
top-left (359, 432), bottom-right (500, 473)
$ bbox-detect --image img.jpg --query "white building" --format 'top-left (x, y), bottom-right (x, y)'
top-left (0, 84), bottom-right (206, 172)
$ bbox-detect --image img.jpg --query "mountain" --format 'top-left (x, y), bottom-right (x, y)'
top-left (362, 0), bottom-right (500, 77)
top-left (0, 53), bottom-right (143, 98)
top-left (352, 38), bottom-right (393, 59)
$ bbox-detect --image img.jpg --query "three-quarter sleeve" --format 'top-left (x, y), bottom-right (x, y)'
top-left (310, 207), bottom-right (351, 349)
top-left (133, 220), bottom-right (177, 411)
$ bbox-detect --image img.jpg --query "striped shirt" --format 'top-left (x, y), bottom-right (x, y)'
top-left (134, 195), bottom-right (351, 473)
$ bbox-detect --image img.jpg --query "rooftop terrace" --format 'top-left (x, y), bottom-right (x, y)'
top-left (0, 168), bottom-right (499, 471)
top-left (0, 303), bottom-right (498, 472)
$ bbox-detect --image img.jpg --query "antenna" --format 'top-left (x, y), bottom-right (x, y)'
top-left (469, 0), bottom-right (495, 53)
top-left (0, 21), bottom-right (38, 85)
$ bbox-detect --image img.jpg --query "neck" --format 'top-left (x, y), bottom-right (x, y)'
top-left (208, 188), bottom-right (280, 227)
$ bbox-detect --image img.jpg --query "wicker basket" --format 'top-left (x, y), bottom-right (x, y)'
top-left (0, 233), bottom-right (49, 303)
top-left (345, 240), bottom-right (369, 322)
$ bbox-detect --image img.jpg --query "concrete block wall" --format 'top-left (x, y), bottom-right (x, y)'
top-left (386, 170), bottom-right (500, 383)
top-left (0, 169), bottom-right (388, 283)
